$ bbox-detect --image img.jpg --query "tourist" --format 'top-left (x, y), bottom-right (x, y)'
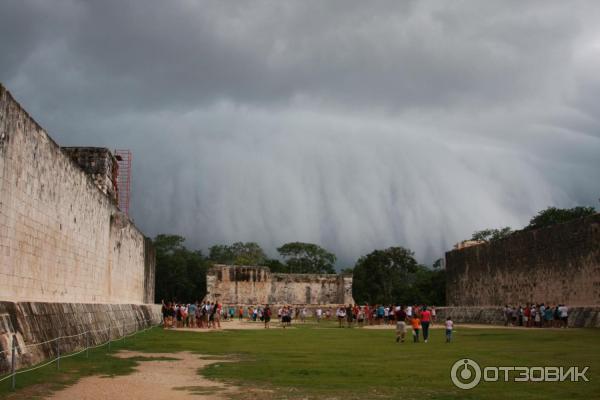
top-left (523, 304), bottom-right (530, 327)
top-left (531, 304), bottom-right (538, 328)
top-left (431, 305), bottom-right (437, 324)
top-left (336, 306), bottom-right (346, 328)
top-left (264, 305), bottom-right (271, 328)
top-left (395, 306), bottom-right (407, 343)
top-left (301, 307), bottom-right (307, 323)
top-left (445, 316), bottom-right (454, 343)
top-left (558, 304), bottom-right (569, 328)
top-left (511, 306), bottom-right (518, 326)
top-left (518, 305), bottom-right (523, 326)
top-left (215, 302), bottom-right (222, 328)
top-left (420, 306), bottom-right (432, 343)
top-left (377, 304), bottom-right (385, 325)
top-left (188, 302), bottom-right (196, 328)
top-left (346, 304), bottom-right (353, 328)
top-left (196, 303), bottom-right (204, 328)
top-left (238, 306), bottom-right (244, 321)
top-left (544, 304), bottom-right (554, 327)
top-left (282, 306), bottom-right (292, 328)
top-left (176, 304), bottom-right (183, 328)
top-left (316, 307), bottom-right (322, 323)
top-left (411, 314), bottom-right (421, 343)
top-left (357, 306), bottom-right (365, 327)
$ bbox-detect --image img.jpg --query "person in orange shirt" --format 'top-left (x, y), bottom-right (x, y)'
top-left (411, 315), bottom-right (421, 343)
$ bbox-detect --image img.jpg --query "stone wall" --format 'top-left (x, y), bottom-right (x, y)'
top-left (445, 214), bottom-right (600, 307)
top-left (435, 306), bottom-right (600, 328)
top-left (206, 265), bottom-right (354, 305)
top-left (0, 83), bottom-right (155, 304)
top-left (61, 147), bottom-right (118, 203)
top-left (0, 301), bottom-right (162, 373)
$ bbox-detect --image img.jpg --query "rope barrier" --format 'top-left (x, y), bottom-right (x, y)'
top-left (0, 318), bottom-right (160, 390)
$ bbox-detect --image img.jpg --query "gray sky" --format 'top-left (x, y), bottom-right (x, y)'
top-left (2, 0), bottom-right (599, 266)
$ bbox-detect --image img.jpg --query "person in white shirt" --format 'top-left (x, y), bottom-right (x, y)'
top-left (558, 304), bottom-right (569, 328)
top-left (445, 317), bottom-right (454, 343)
top-left (316, 308), bottom-right (322, 323)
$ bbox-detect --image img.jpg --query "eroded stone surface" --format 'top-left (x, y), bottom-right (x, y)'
top-left (206, 265), bottom-right (354, 305)
top-left (445, 214), bottom-right (600, 307)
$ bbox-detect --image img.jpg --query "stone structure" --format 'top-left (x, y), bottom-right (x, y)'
top-left (0, 301), bottom-right (161, 373)
top-left (62, 147), bottom-right (119, 203)
top-left (0, 84), bottom-right (159, 372)
top-left (0, 84), bottom-right (155, 304)
top-left (205, 265), bottom-right (354, 306)
top-left (446, 213), bottom-right (600, 307)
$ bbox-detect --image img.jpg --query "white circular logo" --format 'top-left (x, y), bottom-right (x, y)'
top-left (451, 359), bottom-right (482, 390)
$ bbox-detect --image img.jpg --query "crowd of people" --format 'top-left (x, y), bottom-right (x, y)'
top-left (503, 303), bottom-right (569, 328)
top-left (160, 301), bottom-right (455, 344)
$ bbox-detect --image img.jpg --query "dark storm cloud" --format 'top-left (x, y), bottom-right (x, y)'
top-left (1, 0), bottom-right (599, 265)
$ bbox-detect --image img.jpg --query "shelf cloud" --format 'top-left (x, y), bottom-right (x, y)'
top-left (2, 0), bottom-right (599, 265)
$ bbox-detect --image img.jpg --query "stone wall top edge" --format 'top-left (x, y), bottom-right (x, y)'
top-left (445, 212), bottom-right (600, 258)
top-left (208, 264), bottom-right (352, 278)
top-left (0, 83), bottom-right (147, 239)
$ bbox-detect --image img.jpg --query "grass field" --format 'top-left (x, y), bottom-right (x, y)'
top-left (1, 321), bottom-right (599, 399)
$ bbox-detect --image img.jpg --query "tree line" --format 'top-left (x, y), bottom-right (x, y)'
top-left (153, 238), bottom-right (445, 306)
top-left (469, 206), bottom-right (596, 243)
top-left (154, 205), bottom-right (597, 306)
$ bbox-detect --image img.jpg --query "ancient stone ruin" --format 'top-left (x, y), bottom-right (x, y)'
top-left (443, 213), bottom-right (600, 327)
top-left (205, 265), bottom-right (354, 306)
top-left (0, 83), bottom-right (160, 373)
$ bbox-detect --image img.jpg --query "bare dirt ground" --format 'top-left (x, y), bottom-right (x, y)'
top-left (169, 319), bottom-right (287, 331)
top-left (45, 351), bottom-right (254, 400)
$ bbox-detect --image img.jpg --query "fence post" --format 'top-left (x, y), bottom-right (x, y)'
top-left (11, 335), bottom-right (16, 391)
top-left (56, 337), bottom-right (60, 370)
top-left (86, 331), bottom-right (89, 359)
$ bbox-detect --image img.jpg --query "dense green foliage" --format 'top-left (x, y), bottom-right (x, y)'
top-left (525, 206), bottom-right (596, 230)
top-left (153, 234), bottom-right (208, 303)
top-left (3, 325), bottom-right (599, 399)
top-left (469, 205), bottom-right (596, 242)
top-left (351, 246), bottom-right (445, 305)
top-left (276, 242), bottom-right (337, 274)
top-left (471, 226), bottom-right (513, 242)
top-left (208, 242), bottom-right (267, 265)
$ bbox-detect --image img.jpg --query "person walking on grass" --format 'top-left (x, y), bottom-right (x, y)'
top-left (420, 306), bottom-right (431, 343)
top-left (346, 304), bottom-right (354, 328)
top-left (445, 316), bottom-right (454, 343)
top-left (395, 305), bottom-right (407, 343)
top-left (337, 307), bottom-right (346, 328)
top-left (264, 305), bottom-right (272, 328)
top-left (411, 314), bottom-right (421, 343)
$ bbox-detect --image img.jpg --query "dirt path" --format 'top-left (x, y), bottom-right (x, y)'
top-left (46, 351), bottom-right (250, 400)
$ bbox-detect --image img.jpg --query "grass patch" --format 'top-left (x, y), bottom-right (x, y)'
top-left (1, 322), bottom-right (599, 399)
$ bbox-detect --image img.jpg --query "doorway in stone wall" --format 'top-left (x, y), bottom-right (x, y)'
top-left (305, 286), bottom-right (311, 304)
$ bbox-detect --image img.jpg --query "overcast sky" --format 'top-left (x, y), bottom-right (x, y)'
top-left (1, 1), bottom-right (599, 266)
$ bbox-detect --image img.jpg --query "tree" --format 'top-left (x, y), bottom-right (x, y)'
top-left (153, 234), bottom-right (208, 303)
top-left (208, 242), bottom-right (267, 265)
top-left (471, 227), bottom-right (513, 242)
top-left (264, 258), bottom-right (288, 273)
top-left (277, 242), bottom-right (337, 274)
top-left (352, 246), bottom-right (420, 304)
top-left (525, 206), bottom-right (596, 230)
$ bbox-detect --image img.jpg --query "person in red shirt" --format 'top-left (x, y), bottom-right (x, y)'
top-left (420, 306), bottom-right (432, 343)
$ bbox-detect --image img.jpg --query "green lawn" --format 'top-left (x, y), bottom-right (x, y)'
top-left (1, 321), bottom-right (599, 399)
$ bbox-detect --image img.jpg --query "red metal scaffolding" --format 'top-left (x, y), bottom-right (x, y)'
top-left (115, 149), bottom-right (132, 215)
